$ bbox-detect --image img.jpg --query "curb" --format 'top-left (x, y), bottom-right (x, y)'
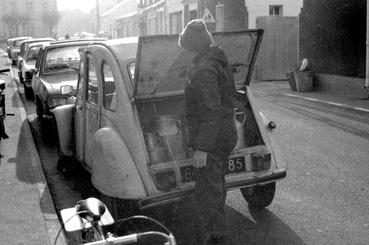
top-left (11, 75), bottom-right (67, 245)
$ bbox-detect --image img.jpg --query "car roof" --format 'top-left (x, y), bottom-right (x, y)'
top-left (8, 36), bottom-right (32, 42)
top-left (20, 38), bottom-right (55, 45)
top-left (93, 37), bottom-right (139, 62)
top-left (51, 38), bottom-right (106, 45)
top-left (27, 41), bottom-right (51, 48)
top-left (43, 39), bottom-right (103, 51)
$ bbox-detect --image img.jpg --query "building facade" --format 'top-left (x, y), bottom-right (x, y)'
top-left (0, 0), bottom-right (58, 39)
top-left (100, 0), bottom-right (303, 80)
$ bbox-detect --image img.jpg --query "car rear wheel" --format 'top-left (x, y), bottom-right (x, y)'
top-left (18, 71), bottom-right (23, 83)
top-left (35, 97), bottom-right (44, 119)
top-left (24, 85), bottom-right (34, 100)
top-left (98, 193), bottom-right (150, 236)
top-left (241, 182), bottom-right (276, 209)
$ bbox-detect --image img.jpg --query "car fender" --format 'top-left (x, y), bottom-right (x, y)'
top-left (91, 127), bottom-right (147, 199)
top-left (53, 104), bottom-right (75, 157)
top-left (247, 88), bottom-right (287, 170)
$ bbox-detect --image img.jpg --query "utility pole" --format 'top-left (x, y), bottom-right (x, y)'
top-left (96, 0), bottom-right (100, 34)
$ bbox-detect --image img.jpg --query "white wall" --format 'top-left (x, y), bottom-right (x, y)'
top-left (246, 0), bottom-right (303, 28)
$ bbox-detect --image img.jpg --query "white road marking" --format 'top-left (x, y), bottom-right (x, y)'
top-left (283, 93), bottom-right (369, 113)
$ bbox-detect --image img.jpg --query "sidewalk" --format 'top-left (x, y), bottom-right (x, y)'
top-left (0, 73), bottom-right (66, 244)
top-left (250, 79), bottom-right (369, 112)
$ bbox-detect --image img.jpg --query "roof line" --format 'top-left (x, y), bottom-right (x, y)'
top-left (101, 0), bottom-right (135, 17)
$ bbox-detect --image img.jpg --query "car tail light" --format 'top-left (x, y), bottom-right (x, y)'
top-left (251, 152), bottom-right (271, 171)
top-left (154, 170), bottom-right (177, 191)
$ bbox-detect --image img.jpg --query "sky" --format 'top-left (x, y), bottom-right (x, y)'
top-left (57, 0), bottom-right (96, 13)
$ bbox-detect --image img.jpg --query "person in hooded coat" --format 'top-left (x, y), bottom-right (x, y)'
top-left (178, 19), bottom-right (238, 245)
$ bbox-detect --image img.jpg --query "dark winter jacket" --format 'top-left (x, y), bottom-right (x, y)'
top-left (184, 45), bottom-right (237, 155)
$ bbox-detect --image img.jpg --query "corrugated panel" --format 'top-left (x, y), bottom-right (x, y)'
top-left (256, 16), bottom-right (299, 80)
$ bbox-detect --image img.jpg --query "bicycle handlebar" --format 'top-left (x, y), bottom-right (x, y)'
top-left (81, 231), bottom-right (176, 245)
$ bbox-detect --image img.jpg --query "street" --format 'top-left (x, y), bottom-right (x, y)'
top-left (7, 64), bottom-right (369, 245)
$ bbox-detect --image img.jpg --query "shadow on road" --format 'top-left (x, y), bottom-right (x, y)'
top-left (144, 200), bottom-right (304, 245)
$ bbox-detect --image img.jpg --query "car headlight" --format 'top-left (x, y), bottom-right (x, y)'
top-left (49, 97), bottom-right (67, 108)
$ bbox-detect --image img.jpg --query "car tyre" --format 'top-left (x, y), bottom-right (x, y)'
top-left (57, 154), bottom-right (83, 177)
top-left (18, 71), bottom-right (23, 83)
top-left (35, 97), bottom-right (44, 119)
top-left (241, 182), bottom-right (276, 209)
top-left (24, 85), bottom-right (34, 100)
top-left (98, 193), bottom-right (147, 235)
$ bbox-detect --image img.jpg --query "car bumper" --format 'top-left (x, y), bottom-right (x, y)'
top-left (138, 170), bottom-right (287, 209)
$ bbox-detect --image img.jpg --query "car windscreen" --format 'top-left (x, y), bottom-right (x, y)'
top-left (15, 40), bottom-right (25, 47)
top-left (43, 46), bottom-right (83, 74)
top-left (26, 46), bottom-right (41, 62)
top-left (134, 31), bottom-right (262, 99)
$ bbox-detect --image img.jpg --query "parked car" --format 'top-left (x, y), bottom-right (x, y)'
top-left (21, 42), bottom-right (51, 99)
top-left (7, 37), bottom-right (30, 58)
top-left (32, 39), bottom-right (102, 119)
top-left (17, 38), bottom-right (55, 82)
top-left (0, 49), bottom-right (8, 67)
top-left (8, 37), bottom-right (32, 65)
top-left (53, 31), bottom-right (287, 217)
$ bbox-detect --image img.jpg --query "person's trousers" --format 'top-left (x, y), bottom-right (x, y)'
top-left (192, 152), bottom-right (229, 243)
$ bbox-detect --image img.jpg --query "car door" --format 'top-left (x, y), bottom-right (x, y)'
top-left (74, 54), bottom-right (87, 162)
top-left (84, 54), bottom-right (100, 167)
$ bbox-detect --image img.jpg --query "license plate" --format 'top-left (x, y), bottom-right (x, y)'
top-left (180, 156), bottom-right (247, 183)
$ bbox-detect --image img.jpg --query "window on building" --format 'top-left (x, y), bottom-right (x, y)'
top-left (148, 17), bottom-right (158, 35)
top-left (170, 11), bottom-right (182, 34)
top-left (269, 5), bottom-right (283, 16)
top-left (189, 9), bottom-right (197, 21)
top-left (158, 10), bottom-right (164, 34)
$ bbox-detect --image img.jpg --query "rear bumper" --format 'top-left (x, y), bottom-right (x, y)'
top-left (138, 170), bottom-right (287, 209)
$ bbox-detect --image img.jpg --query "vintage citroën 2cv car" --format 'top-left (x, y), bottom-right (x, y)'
top-left (53, 30), bottom-right (287, 217)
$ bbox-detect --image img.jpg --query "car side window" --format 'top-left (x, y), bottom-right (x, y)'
top-left (102, 61), bottom-right (116, 111)
top-left (35, 48), bottom-right (43, 70)
top-left (87, 56), bottom-right (98, 105)
top-left (76, 55), bottom-right (85, 108)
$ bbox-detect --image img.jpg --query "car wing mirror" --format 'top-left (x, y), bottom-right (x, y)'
top-left (61, 85), bottom-right (74, 96)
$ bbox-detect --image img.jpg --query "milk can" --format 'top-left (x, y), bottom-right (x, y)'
top-left (152, 115), bottom-right (187, 161)
top-left (144, 132), bottom-right (169, 164)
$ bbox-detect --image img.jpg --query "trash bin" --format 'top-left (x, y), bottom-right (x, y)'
top-left (287, 72), bottom-right (297, 91)
top-left (294, 70), bottom-right (314, 92)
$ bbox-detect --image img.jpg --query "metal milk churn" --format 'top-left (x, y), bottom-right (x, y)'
top-left (233, 110), bottom-right (246, 150)
top-left (144, 132), bottom-right (169, 164)
top-left (152, 115), bottom-right (187, 161)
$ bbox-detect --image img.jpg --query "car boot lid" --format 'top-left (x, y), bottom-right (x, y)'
top-left (133, 30), bottom-right (263, 99)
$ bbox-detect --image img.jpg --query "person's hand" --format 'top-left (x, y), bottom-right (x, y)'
top-left (192, 150), bottom-right (207, 168)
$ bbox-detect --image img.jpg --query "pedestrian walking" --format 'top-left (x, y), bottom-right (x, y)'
top-left (178, 19), bottom-right (238, 245)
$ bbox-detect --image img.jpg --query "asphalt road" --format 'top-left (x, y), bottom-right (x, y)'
top-left (12, 66), bottom-right (369, 245)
